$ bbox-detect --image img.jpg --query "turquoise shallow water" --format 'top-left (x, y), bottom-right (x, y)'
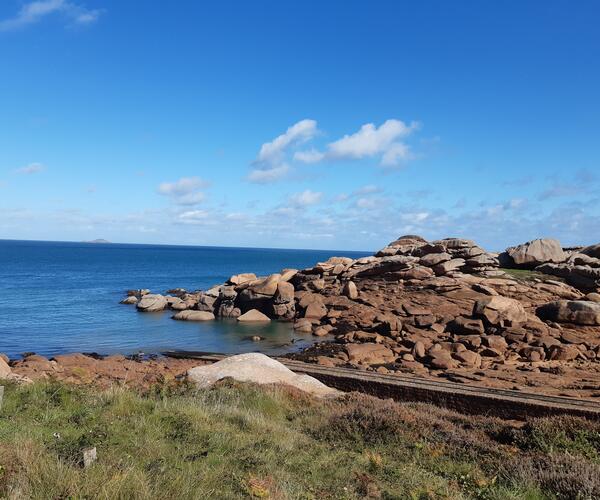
top-left (0, 240), bottom-right (370, 359)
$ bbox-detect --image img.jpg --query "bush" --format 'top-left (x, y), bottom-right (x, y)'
top-left (504, 453), bottom-right (600, 499)
top-left (314, 393), bottom-right (416, 445)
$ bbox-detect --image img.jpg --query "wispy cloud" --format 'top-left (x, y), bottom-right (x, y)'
top-left (288, 189), bottom-right (323, 207)
top-left (0, 0), bottom-right (102, 32)
top-left (295, 119), bottom-right (419, 168)
top-left (538, 168), bottom-right (598, 200)
top-left (248, 119), bottom-right (318, 183)
top-left (16, 162), bottom-right (45, 174)
top-left (158, 176), bottom-right (209, 206)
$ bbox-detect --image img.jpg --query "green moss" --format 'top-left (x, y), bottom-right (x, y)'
top-left (0, 381), bottom-right (596, 498)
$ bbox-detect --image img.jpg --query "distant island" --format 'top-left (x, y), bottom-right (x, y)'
top-left (84, 239), bottom-right (112, 244)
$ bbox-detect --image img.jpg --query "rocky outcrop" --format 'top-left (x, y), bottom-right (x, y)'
top-left (535, 246), bottom-right (600, 292)
top-left (500, 238), bottom-right (567, 269)
top-left (582, 244), bottom-right (600, 259)
top-left (119, 232), bottom-right (600, 399)
top-left (187, 353), bottom-right (339, 397)
top-left (350, 236), bottom-right (500, 280)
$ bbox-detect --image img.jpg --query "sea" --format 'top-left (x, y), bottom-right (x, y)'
top-left (0, 240), bottom-right (371, 359)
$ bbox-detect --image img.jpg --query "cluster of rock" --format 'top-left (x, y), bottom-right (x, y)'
top-left (499, 238), bottom-right (600, 292)
top-left (123, 271), bottom-right (296, 323)
top-left (370, 235), bottom-right (501, 278)
top-left (119, 234), bottom-right (600, 395)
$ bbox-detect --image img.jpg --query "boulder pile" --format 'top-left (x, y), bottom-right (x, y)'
top-left (498, 238), bottom-right (600, 292)
top-left (371, 235), bottom-right (501, 277)
top-left (536, 244), bottom-right (600, 292)
top-left (119, 234), bottom-right (600, 397)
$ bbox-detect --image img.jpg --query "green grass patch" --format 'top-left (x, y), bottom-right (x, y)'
top-left (0, 380), bottom-right (598, 498)
top-left (499, 268), bottom-right (564, 283)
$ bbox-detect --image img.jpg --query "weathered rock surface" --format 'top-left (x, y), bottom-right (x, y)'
top-left (121, 232), bottom-right (600, 400)
top-left (473, 296), bottom-right (528, 326)
top-left (0, 357), bottom-right (11, 378)
top-left (237, 309), bottom-right (271, 322)
top-left (173, 310), bottom-right (215, 321)
top-left (502, 238), bottom-right (567, 268)
top-left (536, 300), bottom-right (600, 326)
top-left (136, 294), bottom-right (167, 312)
top-left (187, 353), bottom-right (339, 397)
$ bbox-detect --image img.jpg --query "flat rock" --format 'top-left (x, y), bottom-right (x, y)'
top-left (173, 310), bottom-right (215, 321)
top-left (228, 273), bottom-right (257, 286)
top-left (345, 343), bottom-right (395, 364)
top-left (187, 353), bottom-right (338, 398)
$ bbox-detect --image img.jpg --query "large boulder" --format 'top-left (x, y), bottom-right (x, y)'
top-left (173, 310), bottom-right (215, 321)
top-left (272, 281), bottom-right (295, 320)
top-left (502, 238), bottom-right (567, 268)
top-left (342, 281), bottom-right (358, 299)
top-left (536, 300), bottom-right (600, 326)
top-left (0, 357), bottom-right (11, 379)
top-left (473, 296), bottom-right (528, 326)
top-left (581, 243), bottom-right (600, 259)
top-left (136, 294), bottom-right (168, 312)
top-left (187, 353), bottom-right (338, 398)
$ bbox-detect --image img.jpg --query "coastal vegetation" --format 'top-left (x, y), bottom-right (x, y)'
top-left (1, 379), bottom-right (599, 499)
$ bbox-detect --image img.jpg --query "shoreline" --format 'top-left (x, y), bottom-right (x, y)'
top-left (120, 235), bottom-right (600, 399)
top-left (5, 234), bottom-right (599, 401)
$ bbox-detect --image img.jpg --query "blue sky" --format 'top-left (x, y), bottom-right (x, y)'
top-left (1, 0), bottom-right (599, 251)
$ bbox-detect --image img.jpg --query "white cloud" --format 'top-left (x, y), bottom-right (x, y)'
top-left (0, 0), bottom-right (102, 31)
top-left (16, 162), bottom-right (45, 174)
top-left (179, 210), bottom-right (210, 221)
top-left (257, 119), bottom-right (318, 164)
top-left (248, 119), bottom-right (318, 183)
top-left (295, 119), bottom-right (419, 168)
top-left (288, 190), bottom-right (323, 207)
top-left (247, 164), bottom-right (290, 184)
top-left (158, 177), bottom-right (208, 205)
top-left (293, 148), bottom-right (324, 164)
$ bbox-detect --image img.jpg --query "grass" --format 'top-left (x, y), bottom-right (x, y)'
top-left (0, 380), bottom-right (599, 499)
top-left (499, 268), bottom-right (563, 283)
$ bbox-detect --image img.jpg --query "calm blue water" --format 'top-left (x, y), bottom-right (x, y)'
top-left (0, 240), bottom-right (370, 359)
